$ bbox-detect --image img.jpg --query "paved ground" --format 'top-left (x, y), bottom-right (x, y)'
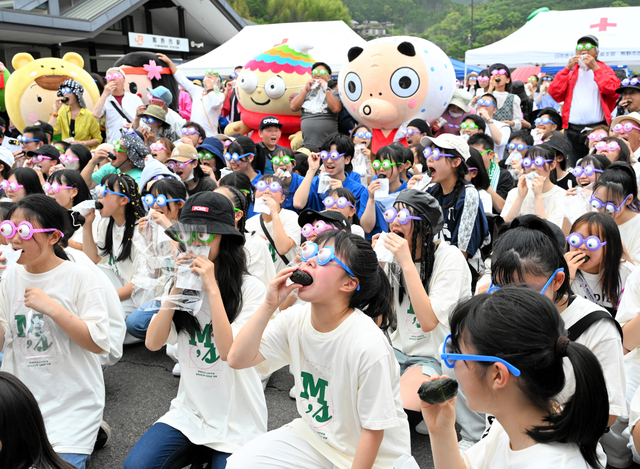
top-left (90, 343), bottom-right (435, 468)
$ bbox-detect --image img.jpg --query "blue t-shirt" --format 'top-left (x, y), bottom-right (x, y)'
top-left (306, 173), bottom-right (369, 218)
top-left (427, 181), bottom-right (489, 257)
top-left (367, 179), bottom-right (408, 239)
top-left (535, 92), bottom-right (560, 112)
top-left (283, 173), bottom-right (304, 213)
top-left (251, 171), bottom-right (263, 186)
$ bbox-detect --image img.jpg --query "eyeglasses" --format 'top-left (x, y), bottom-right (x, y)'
top-left (542, 76), bottom-right (553, 82)
top-left (173, 231), bottom-right (216, 244)
top-left (205, 70), bottom-right (220, 77)
top-left (197, 151), bottom-right (215, 160)
top-left (147, 93), bottom-right (165, 103)
top-left (181, 127), bottom-right (201, 136)
top-left (507, 142), bottom-right (531, 152)
top-left (354, 130), bottom-right (372, 139)
top-left (403, 129), bottom-right (422, 137)
top-left (105, 72), bottom-right (123, 81)
top-left (141, 117), bottom-right (157, 125)
top-left (613, 123), bottom-right (640, 134)
top-left (528, 77), bottom-right (538, 82)
top-left (142, 194), bottom-right (185, 207)
top-left (468, 77), bottom-right (477, 82)
top-left (576, 43), bottom-right (596, 51)
top-left (225, 152), bottom-right (254, 163)
top-left (423, 147), bottom-right (455, 160)
top-left (166, 159), bottom-right (194, 170)
top-left (460, 122), bottom-right (479, 130)
top-left (300, 221), bottom-right (338, 238)
top-left (323, 196), bottom-right (354, 209)
top-left (0, 220), bottom-right (63, 240)
top-left (319, 150), bottom-right (345, 161)
top-left (487, 267), bottom-right (564, 296)
top-left (590, 194), bottom-right (631, 214)
top-left (59, 154), bottom-right (79, 164)
top-left (595, 141), bottom-right (620, 151)
top-left (566, 232), bottom-right (607, 251)
top-left (150, 142), bottom-right (167, 152)
top-left (476, 99), bottom-right (496, 108)
top-left (312, 69), bottom-right (329, 76)
top-left (112, 140), bottom-right (127, 154)
top-left (383, 207), bottom-right (421, 225)
top-left (43, 182), bottom-right (73, 194)
top-left (96, 184), bottom-right (130, 201)
top-left (571, 164), bottom-right (603, 177)
top-left (534, 117), bottom-right (554, 125)
top-left (0, 180), bottom-right (23, 192)
top-left (441, 334), bottom-right (521, 376)
top-left (255, 180), bottom-right (282, 193)
top-left (17, 135), bottom-right (39, 145)
top-left (588, 132), bottom-right (608, 142)
top-left (621, 77), bottom-right (640, 87)
top-left (31, 154), bottom-right (53, 163)
top-left (299, 242), bottom-right (359, 290)
top-left (272, 155), bottom-right (292, 166)
top-left (522, 156), bottom-right (553, 168)
top-left (58, 86), bottom-right (73, 96)
top-left (372, 159), bottom-right (397, 170)
top-left (491, 69), bottom-right (507, 76)
top-left (477, 76), bottom-right (490, 83)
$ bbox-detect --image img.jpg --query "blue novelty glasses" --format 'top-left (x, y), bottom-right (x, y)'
top-left (355, 131), bottom-right (373, 139)
top-left (487, 268), bottom-right (564, 295)
top-left (507, 142), bottom-right (531, 152)
top-left (566, 233), bottom-right (607, 251)
top-left (534, 117), bottom-right (553, 125)
top-left (141, 117), bottom-right (157, 125)
top-left (441, 334), bottom-right (521, 376)
top-left (17, 135), bottom-right (39, 144)
top-left (143, 194), bottom-right (185, 208)
top-left (299, 242), bottom-right (359, 290)
top-left (476, 99), bottom-right (496, 108)
top-left (225, 152), bottom-right (254, 163)
top-left (96, 184), bottom-right (130, 201)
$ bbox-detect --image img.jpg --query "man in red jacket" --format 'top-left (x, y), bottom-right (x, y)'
top-left (548, 34), bottom-right (620, 165)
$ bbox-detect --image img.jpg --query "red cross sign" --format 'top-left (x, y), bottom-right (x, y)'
top-left (590, 17), bottom-right (617, 32)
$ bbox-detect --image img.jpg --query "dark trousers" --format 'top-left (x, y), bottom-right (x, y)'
top-left (566, 121), bottom-right (608, 166)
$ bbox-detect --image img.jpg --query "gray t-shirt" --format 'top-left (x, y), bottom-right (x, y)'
top-left (300, 88), bottom-right (340, 147)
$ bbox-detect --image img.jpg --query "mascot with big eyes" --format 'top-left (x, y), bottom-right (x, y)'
top-left (224, 40), bottom-right (314, 148)
top-left (114, 52), bottom-right (181, 112)
top-left (338, 36), bottom-right (456, 154)
top-left (5, 53), bottom-right (99, 133)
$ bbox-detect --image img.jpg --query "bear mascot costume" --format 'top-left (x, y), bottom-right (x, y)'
top-left (338, 36), bottom-right (456, 153)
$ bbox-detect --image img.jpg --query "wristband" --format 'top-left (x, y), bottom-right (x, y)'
top-left (51, 113), bottom-right (58, 117)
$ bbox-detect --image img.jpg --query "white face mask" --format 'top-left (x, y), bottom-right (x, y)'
top-left (184, 172), bottom-right (195, 182)
top-left (449, 110), bottom-right (464, 118)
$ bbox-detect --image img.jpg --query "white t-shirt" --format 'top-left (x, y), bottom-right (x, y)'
top-left (256, 304), bottom-right (411, 469)
top-left (166, 108), bottom-right (187, 137)
top-left (390, 242), bottom-right (471, 359)
top-left (485, 120), bottom-right (511, 161)
top-left (350, 224), bottom-right (366, 238)
top-left (618, 215), bottom-right (640, 264)
top-left (501, 185), bottom-right (566, 228)
top-left (617, 266), bottom-right (640, 328)
top-left (157, 275), bottom-right (268, 453)
top-left (571, 261), bottom-right (634, 311)
top-left (557, 296), bottom-right (627, 418)
top-left (569, 68), bottom-right (605, 126)
top-left (174, 70), bottom-right (224, 137)
top-left (246, 209), bottom-right (300, 273)
top-left (244, 231), bottom-right (277, 289)
top-left (479, 189), bottom-right (492, 214)
top-left (0, 262), bottom-right (110, 455)
top-left (95, 217), bottom-right (141, 283)
top-left (464, 419), bottom-right (601, 468)
top-left (102, 92), bottom-right (144, 145)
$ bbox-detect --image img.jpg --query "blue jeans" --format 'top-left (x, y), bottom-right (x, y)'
top-left (60, 453), bottom-right (91, 469)
top-left (126, 300), bottom-right (161, 340)
top-left (124, 423), bottom-right (230, 469)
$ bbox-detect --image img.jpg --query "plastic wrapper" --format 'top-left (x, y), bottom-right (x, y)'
top-left (301, 85), bottom-right (327, 114)
top-left (14, 308), bottom-right (70, 370)
top-left (318, 173), bottom-right (332, 194)
top-left (394, 455), bottom-right (420, 469)
top-left (352, 144), bottom-right (371, 186)
top-left (525, 172), bottom-right (540, 190)
top-left (72, 199), bottom-right (100, 216)
top-left (374, 178), bottom-right (390, 199)
top-left (415, 174), bottom-right (432, 192)
top-left (275, 168), bottom-right (291, 179)
top-left (374, 232), bottom-right (395, 264)
top-left (1, 244), bottom-right (22, 279)
top-left (220, 167), bottom-right (234, 178)
top-left (564, 185), bottom-right (595, 225)
top-left (253, 197), bottom-right (271, 215)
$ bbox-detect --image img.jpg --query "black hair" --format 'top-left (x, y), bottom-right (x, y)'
top-left (350, 124), bottom-right (374, 154)
top-left (467, 147), bottom-right (490, 191)
top-left (6, 195), bottom-right (70, 261)
top-left (98, 173), bottom-right (143, 262)
top-left (467, 133), bottom-right (494, 152)
top-left (593, 161), bottom-right (640, 213)
top-left (376, 145), bottom-right (404, 168)
top-left (219, 171), bottom-right (254, 209)
top-left (602, 136), bottom-right (632, 164)
top-left (22, 126), bottom-right (47, 144)
top-left (569, 212), bottom-right (626, 310)
top-left (488, 63), bottom-right (513, 93)
top-left (274, 147), bottom-right (294, 159)
top-left (478, 68), bottom-right (490, 79)
top-left (183, 121), bottom-right (206, 143)
top-left (294, 153), bottom-right (310, 177)
top-left (576, 154), bottom-right (610, 184)
top-left (312, 62), bottom-right (332, 75)
top-left (149, 178), bottom-right (187, 219)
top-left (328, 187), bottom-right (361, 225)
top-left (320, 133), bottom-right (355, 173)
top-left (450, 288), bottom-right (609, 469)
top-left (480, 93), bottom-right (498, 107)
top-left (427, 145), bottom-right (468, 210)
top-left (217, 185), bottom-right (248, 233)
top-left (67, 144), bottom-right (92, 172)
top-left (258, 174), bottom-right (286, 208)
top-left (228, 136), bottom-right (259, 173)
top-left (91, 72), bottom-right (105, 95)
top-left (389, 142), bottom-right (414, 170)
top-left (509, 130), bottom-right (535, 148)
top-left (526, 145), bottom-right (557, 183)
top-left (48, 170), bottom-right (92, 206)
top-left (392, 201), bottom-right (436, 305)
top-left (5, 167), bottom-right (45, 197)
top-left (314, 230), bottom-right (393, 330)
top-left (0, 372), bottom-right (76, 469)
top-left (0, 202), bottom-right (12, 221)
top-left (491, 215), bottom-right (571, 303)
top-left (463, 114), bottom-right (486, 133)
top-left (53, 140), bottom-right (70, 153)
top-left (528, 74), bottom-right (540, 92)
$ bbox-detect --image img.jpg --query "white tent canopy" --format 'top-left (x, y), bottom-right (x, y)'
top-left (465, 7), bottom-right (640, 68)
top-left (178, 21), bottom-right (366, 76)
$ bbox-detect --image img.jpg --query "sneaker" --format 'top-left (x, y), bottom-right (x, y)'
top-left (172, 363), bottom-right (181, 377)
top-left (289, 386), bottom-right (296, 399)
top-left (458, 437), bottom-right (476, 454)
top-left (94, 420), bottom-right (111, 451)
top-left (415, 420), bottom-right (429, 435)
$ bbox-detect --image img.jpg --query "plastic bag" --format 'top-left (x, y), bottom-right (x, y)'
top-left (415, 174), bottom-right (432, 192)
top-left (72, 199), bottom-right (100, 216)
top-left (1, 244), bottom-right (22, 280)
top-left (301, 85), bottom-right (328, 114)
top-left (352, 145), bottom-right (370, 186)
top-left (564, 185), bottom-right (595, 224)
top-left (374, 178), bottom-right (390, 199)
top-left (275, 168), bottom-right (291, 179)
top-left (374, 232), bottom-right (395, 264)
top-left (253, 197), bottom-right (271, 215)
top-left (394, 455), bottom-right (420, 469)
top-left (318, 173), bottom-right (332, 194)
top-left (220, 167), bottom-right (234, 179)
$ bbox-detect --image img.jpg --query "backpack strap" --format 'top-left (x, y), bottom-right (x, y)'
top-left (567, 310), bottom-right (623, 342)
top-left (259, 215), bottom-right (290, 266)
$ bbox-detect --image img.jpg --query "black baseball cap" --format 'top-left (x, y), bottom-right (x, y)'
top-left (544, 135), bottom-right (572, 158)
top-left (616, 75), bottom-right (640, 95)
top-left (577, 35), bottom-right (599, 48)
top-left (33, 121), bottom-right (54, 138)
top-left (260, 116), bottom-right (282, 131)
top-left (298, 209), bottom-right (351, 233)
top-left (395, 189), bottom-right (444, 233)
top-left (26, 144), bottom-right (60, 160)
